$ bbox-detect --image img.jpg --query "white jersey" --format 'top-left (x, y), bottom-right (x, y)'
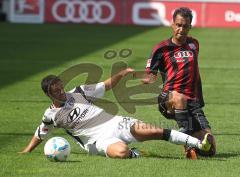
top-left (34, 82), bottom-right (116, 150)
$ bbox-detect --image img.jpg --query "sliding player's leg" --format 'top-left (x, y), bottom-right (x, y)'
top-left (95, 118), bottom-right (211, 159)
top-left (105, 141), bottom-right (140, 158)
top-left (94, 117), bottom-right (140, 159)
top-left (130, 122), bottom-right (211, 152)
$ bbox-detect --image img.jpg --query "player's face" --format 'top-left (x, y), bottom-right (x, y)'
top-left (49, 81), bottom-right (66, 103)
top-left (172, 14), bottom-right (191, 44)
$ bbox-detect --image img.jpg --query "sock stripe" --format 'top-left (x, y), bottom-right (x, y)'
top-left (163, 129), bottom-right (171, 141)
top-left (185, 136), bottom-right (189, 146)
top-left (175, 109), bottom-right (188, 113)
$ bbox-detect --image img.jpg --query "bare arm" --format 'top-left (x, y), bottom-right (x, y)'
top-left (19, 136), bottom-right (42, 153)
top-left (104, 68), bottom-right (135, 91)
top-left (141, 73), bottom-right (157, 84)
top-left (19, 120), bottom-right (54, 154)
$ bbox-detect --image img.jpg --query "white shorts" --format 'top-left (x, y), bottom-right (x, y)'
top-left (83, 116), bottom-right (139, 156)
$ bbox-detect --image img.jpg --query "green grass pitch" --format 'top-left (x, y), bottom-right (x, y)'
top-left (0, 23), bottom-right (240, 177)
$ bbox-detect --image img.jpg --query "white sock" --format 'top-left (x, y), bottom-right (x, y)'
top-left (168, 130), bottom-right (201, 149)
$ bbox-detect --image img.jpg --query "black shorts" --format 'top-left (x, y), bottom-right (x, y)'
top-left (158, 92), bottom-right (211, 132)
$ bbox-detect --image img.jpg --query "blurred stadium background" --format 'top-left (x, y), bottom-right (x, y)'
top-left (1, 0), bottom-right (240, 177)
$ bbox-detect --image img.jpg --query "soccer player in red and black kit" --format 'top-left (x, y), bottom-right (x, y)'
top-left (143, 7), bottom-right (216, 159)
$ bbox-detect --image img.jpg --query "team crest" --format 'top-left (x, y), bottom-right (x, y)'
top-left (189, 43), bottom-right (196, 50)
top-left (65, 97), bottom-right (75, 108)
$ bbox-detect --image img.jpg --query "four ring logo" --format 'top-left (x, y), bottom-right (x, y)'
top-left (52, 0), bottom-right (116, 24)
top-left (174, 51), bottom-right (193, 59)
top-left (67, 107), bottom-right (81, 122)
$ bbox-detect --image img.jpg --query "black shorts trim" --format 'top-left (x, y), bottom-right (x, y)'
top-left (158, 91), bottom-right (175, 119)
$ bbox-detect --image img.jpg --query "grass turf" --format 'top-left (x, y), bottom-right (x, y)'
top-left (0, 23), bottom-right (240, 177)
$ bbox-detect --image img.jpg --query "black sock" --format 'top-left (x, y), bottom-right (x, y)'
top-left (162, 129), bottom-right (171, 141)
top-left (174, 109), bottom-right (192, 134)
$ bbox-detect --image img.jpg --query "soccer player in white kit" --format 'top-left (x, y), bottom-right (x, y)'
top-left (20, 68), bottom-right (212, 158)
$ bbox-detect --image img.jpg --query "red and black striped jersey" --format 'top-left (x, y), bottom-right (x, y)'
top-left (145, 36), bottom-right (204, 106)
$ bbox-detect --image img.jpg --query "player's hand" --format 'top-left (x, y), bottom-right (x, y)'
top-left (18, 147), bottom-right (31, 154)
top-left (122, 68), bottom-right (136, 77)
top-left (141, 73), bottom-right (157, 84)
top-left (141, 76), bottom-right (151, 84)
top-left (18, 150), bottom-right (30, 154)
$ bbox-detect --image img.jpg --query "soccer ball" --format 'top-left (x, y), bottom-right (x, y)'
top-left (44, 137), bottom-right (71, 162)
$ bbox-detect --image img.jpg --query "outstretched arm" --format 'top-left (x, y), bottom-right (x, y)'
top-left (19, 136), bottom-right (42, 153)
top-left (19, 120), bottom-right (54, 154)
top-left (104, 68), bottom-right (135, 91)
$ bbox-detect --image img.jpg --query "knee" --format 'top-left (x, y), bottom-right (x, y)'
top-left (171, 91), bottom-right (187, 109)
top-left (107, 142), bottom-right (129, 159)
top-left (113, 143), bottom-right (129, 158)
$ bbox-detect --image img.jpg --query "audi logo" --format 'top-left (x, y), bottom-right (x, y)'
top-left (174, 51), bottom-right (193, 58)
top-left (52, 0), bottom-right (116, 24)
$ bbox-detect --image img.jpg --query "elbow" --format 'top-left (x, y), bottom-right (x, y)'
top-left (103, 81), bottom-right (111, 91)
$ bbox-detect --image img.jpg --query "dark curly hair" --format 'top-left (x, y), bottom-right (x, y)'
top-left (173, 7), bottom-right (193, 24)
top-left (41, 75), bottom-right (61, 96)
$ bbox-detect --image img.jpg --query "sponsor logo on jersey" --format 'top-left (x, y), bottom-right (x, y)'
top-left (67, 107), bottom-right (89, 123)
top-left (67, 107), bottom-right (81, 122)
top-left (174, 51), bottom-right (193, 59)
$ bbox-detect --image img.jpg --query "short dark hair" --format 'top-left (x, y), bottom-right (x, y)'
top-left (41, 75), bottom-right (61, 95)
top-left (173, 7), bottom-right (193, 23)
